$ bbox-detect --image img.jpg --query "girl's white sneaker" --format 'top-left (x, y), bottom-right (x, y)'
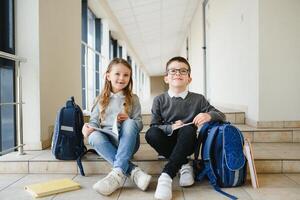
top-left (130, 167), bottom-right (152, 191)
top-left (93, 168), bottom-right (125, 196)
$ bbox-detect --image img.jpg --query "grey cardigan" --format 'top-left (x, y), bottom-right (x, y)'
top-left (89, 94), bottom-right (143, 132)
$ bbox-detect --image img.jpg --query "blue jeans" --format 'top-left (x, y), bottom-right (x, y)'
top-left (88, 119), bottom-right (140, 175)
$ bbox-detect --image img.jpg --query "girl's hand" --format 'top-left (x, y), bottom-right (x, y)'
top-left (117, 113), bottom-right (129, 122)
top-left (172, 120), bottom-right (184, 130)
top-left (193, 113), bottom-right (212, 127)
top-left (82, 123), bottom-right (95, 138)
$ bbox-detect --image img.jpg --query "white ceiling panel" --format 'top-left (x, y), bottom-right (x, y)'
top-left (106, 0), bottom-right (201, 76)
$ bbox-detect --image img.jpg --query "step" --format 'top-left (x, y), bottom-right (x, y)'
top-left (139, 124), bottom-right (300, 144)
top-left (0, 143), bottom-right (299, 174)
top-left (84, 109), bottom-right (246, 125)
top-left (141, 110), bottom-right (245, 125)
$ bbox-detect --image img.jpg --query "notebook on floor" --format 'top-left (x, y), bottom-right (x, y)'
top-left (24, 178), bottom-right (80, 198)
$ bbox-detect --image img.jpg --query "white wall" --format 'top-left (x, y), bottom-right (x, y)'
top-left (204, 0), bottom-right (259, 121)
top-left (259, 0), bottom-right (300, 121)
top-left (186, 3), bottom-right (205, 95)
top-left (16, 0), bottom-right (41, 149)
top-left (16, 0), bottom-right (82, 150)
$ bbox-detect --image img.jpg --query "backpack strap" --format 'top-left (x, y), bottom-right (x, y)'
top-left (77, 148), bottom-right (98, 176)
top-left (194, 122), bottom-right (210, 160)
top-left (203, 126), bottom-right (238, 200)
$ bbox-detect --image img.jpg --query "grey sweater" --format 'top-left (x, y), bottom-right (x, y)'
top-left (151, 91), bottom-right (226, 135)
top-left (89, 93), bottom-right (143, 132)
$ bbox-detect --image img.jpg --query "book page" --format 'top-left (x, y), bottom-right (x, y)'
top-left (244, 139), bottom-right (259, 188)
top-left (171, 122), bottom-right (194, 134)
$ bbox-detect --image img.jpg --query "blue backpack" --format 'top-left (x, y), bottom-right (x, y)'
top-left (52, 96), bottom-right (86, 160)
top-left (51, 97), bottom-right (97, 176)
top-left (193, 122), bottom-right (247, 200)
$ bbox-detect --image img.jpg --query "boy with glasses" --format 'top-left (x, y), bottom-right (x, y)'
top-left (145, 56), bottom-right (225, 200)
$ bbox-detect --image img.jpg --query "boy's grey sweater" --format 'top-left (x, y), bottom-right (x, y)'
top-left (151, 91), bottom-right (226, 135)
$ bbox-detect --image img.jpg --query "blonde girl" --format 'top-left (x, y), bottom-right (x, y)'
top-left (82, 58), bottom-right (151, 196)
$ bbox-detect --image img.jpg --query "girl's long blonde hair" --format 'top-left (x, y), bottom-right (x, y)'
top-left (98, 58), bottom-right (133, 121)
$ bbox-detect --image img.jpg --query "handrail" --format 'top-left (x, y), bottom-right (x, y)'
top-left (0, 51), bottom-right (26, 62)
top-left (0, 50), bottom-right (26, 155)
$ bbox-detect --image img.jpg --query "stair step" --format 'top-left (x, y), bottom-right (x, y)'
top-left (140, 124), bottom-right (300, 143)
top-left (0, 143), bottom-right (299, 174)
top-left (141, 110), bottom-right (245, 125)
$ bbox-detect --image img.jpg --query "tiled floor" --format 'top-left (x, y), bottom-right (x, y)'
top-left (0, 174), bottom-right (300, 200)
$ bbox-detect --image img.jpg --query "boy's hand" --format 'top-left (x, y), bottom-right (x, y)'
top-left (193, 113), bottom-right (212, 127)
top-left (82, 123), bottom-right (95, 138)
top-left (117, 113), bottom-right (129, 122)
top-left (172, 120), bottom-right (184, 130)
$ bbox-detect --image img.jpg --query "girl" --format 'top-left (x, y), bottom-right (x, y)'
top-left (82, 58), bottom-right (152, 196)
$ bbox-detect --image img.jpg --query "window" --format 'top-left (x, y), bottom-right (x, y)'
top-left (127, 55), bottom-right (132, 65)
top-left (81, 0), bottom-right (102, 111)
top-left (109, 34), bottom-right (118, 59)
top-left (118, 45), bottom-right (122, 58)
top-left (0, 0), bottom-right (16, 153)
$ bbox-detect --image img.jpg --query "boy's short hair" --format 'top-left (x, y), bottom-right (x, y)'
top-left (165, 56), bottom-right (191, 75)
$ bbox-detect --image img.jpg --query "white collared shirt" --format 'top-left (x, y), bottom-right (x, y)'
top-left (168, 89), bottom-right (189, 99)
top-left (110, 91), bottom-right (124, 98)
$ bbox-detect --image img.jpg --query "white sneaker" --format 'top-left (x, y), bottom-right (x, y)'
top-left (154, 173), bottom-right (172, 200)
top-left (179, 163), bottom-right (194, 187)
top-left (130, 167), bottom-right (152, 191)
top-left (93, 168), bottom-right (126, 196)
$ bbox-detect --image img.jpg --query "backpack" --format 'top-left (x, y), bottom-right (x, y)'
top-left (52, 96), bottom-right (86, 160)
top-left (193, 121), bottom-right (247, 200)
top-left (51, 97), bottom-right (97, 176)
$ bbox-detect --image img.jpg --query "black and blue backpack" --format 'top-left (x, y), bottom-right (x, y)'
top-left (52, 96), bottom-right (86, 160)
top-left (51, 96), bottom-right (96, 176)
top-left (193, 121), bottom-right (247, 200)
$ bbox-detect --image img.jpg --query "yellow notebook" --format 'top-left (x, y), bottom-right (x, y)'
top-left (24, 178), bottom-right (80, 198)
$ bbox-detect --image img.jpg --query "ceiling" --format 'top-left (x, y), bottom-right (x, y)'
top-left (106, 0), bottom-right (201, 76)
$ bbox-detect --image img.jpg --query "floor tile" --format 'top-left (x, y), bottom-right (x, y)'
top-left (183, 180), bottom-right (252, 200)
top-left (0, 174), bottom-right (76, 200)
top-left (119, 176), bottom-right (184, 200)
top-left (0, 174), bottom-right (26, 191)
top-left (243, 174), bottom-right (300, 200)
top-left (53, 175), bottom-right (120, 200)
top-left (285, 174), bottom-right (300, 185)
top-left (0, 151), bottom-right (44, 161)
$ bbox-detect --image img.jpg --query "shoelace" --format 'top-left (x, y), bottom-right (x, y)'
top-left (180, 166), bottom-right (192, 176)
top-left (106, 172), bottom-right (121, 186)
top-left (132, 169), bottom-right (141, 183)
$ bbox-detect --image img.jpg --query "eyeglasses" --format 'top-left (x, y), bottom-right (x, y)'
top-left (167, 68), bottom-right (190, 75)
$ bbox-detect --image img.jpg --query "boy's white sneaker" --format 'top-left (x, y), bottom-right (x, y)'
top-left (154, 173), bottom-right (172, 200)
top-left (130, 167), bottom-right (152, 191)
top-left (179, 163), bottom-right (194, 187)
top-left (93, 168), bottom-right (125, 196)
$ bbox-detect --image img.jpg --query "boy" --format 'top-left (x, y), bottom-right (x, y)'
top-left (145, 56), bottom-right (225, 200)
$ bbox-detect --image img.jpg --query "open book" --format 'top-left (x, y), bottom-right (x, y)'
top-left (171, 122), bottom-right (194, 134)
top-left (24, 178), bottom-right (80, 198)
top-left (244, 138), bottom-right (259, 188)
top-left (90, 117), bottom-right (119, 141)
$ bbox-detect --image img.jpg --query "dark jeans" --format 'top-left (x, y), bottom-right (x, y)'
top-left (145, 125), bottom-right (197, 178)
